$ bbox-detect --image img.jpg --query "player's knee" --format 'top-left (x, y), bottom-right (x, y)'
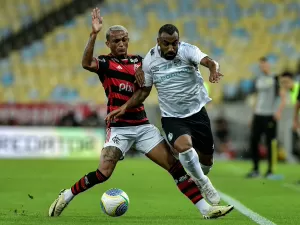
top-left (174, 138), bottom-right (193, 153)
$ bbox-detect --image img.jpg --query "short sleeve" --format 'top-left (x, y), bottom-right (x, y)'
top-left (142, 53), bottom-right (153, 87)
top-left (297, 86), bottom-right (300, 101)
top-left (94, 55), bottom-right (109, 73)
top-left (181, 43), bottom-right (207, 65)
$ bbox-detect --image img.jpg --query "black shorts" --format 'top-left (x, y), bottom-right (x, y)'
top-left (161, 107), bottom-right (214, 155)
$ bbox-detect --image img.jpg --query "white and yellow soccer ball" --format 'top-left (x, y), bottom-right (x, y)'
top-left (100, 188), bottom-right (129, 217)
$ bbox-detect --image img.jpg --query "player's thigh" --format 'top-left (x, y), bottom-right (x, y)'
top-left (145, 140), bottom-right (177, 171)
top-left (250, 115), bottom-right (264, 141)
top-left (188, 108), bottom-right (214, 165)
top-left (265, 117), bottom-right (277, 138)
top-left (134, 124), bottom-right (164, 155)
top-left (103, 127), bottom-right (135, 160)
top-left (161, 117), bottom-right (193, 152)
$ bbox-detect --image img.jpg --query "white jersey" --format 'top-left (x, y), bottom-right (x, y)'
top-left (143, 42), bottom-right (211, 118)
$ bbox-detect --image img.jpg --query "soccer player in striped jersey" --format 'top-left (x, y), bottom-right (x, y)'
top-left (49, 8), bottom-right (233, 219)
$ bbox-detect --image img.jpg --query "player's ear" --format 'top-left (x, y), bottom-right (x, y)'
top-left (105, 41), bottom-right (110, 48)
top-left (156, 38), bottom-right (159, 44)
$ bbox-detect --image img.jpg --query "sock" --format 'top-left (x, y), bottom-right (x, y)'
top-left (195, 198), bottom-right (211, 215)
top-left (70, 169), bottom-right (109, 196)
top-left (179, 148), bottom-right (207, 185)
top-left (169, 160), bottom-right (203, 204)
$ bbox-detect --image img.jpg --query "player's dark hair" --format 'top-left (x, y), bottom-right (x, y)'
top-left (259, 56), bottom-right (268, 62)
top-left (281, 71), bottom-right (294, 79)
top-left (158, 24), bottom-right (179, 37)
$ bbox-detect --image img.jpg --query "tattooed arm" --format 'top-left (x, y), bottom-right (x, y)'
top-left (82, 7), bottom-right (103, 72)
top-left (81, 33), bottom-right (99, 72)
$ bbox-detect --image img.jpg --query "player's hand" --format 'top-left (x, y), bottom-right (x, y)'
top-left (293, 120), bottom-right (299, 131)
top-left (209, 70), bottom-right (223, 83)
top-left (105, 105), bottom-right (126, 123)
top-left (135, 66), bottom-right (145, 87)
top-left (273, 112), bottom-right (281, 121)
top-left (91, 7), bottom-right (103, 34)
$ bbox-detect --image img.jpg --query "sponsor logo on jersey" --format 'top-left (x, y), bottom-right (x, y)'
top-left (119, 82), bottom-right (134, 92)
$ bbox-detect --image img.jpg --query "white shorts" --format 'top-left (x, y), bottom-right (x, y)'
top-left (104, 124), bottom-right (164, 158)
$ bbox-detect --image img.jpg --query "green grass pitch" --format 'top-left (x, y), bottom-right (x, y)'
top-left (0, 159), bottom-right (299, 225)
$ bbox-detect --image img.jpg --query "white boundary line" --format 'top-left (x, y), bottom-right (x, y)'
top-left (218, 190), bottom-right (277, 225)
top-left (282, 183), bottom-right (300, 192)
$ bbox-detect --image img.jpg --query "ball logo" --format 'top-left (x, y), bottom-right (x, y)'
top-left (119, 83), bottom-right (134, 92)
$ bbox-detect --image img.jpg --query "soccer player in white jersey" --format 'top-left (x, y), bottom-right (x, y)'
top-left (106, 24), bottom-right (223, 205)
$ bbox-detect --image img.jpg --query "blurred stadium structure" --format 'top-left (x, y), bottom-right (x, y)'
top-left (0, 0), bottom-right (299, 162)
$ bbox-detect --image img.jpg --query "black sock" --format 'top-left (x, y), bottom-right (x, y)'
top-left (71, 169), bottom-right (109, 195)
top-left (169, 160), bottom-right (203, 204)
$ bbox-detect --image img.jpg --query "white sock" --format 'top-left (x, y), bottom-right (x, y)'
top-left (63, 189), bottom-right (74, 203)
top-left (179, 148), bottom-right (207, 184)
top-left (195, 198), bottom-right (211, 215)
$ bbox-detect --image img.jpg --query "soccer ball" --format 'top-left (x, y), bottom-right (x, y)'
top-left (100, 188), bottom-right (129, 217)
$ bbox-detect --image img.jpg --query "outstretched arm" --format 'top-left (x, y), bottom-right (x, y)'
top-left (200, 56), bottom-right (223, 83)
top-left (293, 90), bottom-right (300, 130)
top-left (81, 7), bottom-right (103, 72)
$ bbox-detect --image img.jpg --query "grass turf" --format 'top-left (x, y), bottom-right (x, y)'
top-left (0, 159), bottom-right (299, 225)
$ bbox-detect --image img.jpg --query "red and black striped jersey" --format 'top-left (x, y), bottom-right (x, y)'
top-left (94, 54), bottom-right (149, 127)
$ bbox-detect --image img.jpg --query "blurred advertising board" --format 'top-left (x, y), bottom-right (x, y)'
top-left (0, 127), bottom-right (105, 159)
top-left (0, 103), bottom-right (107, 125)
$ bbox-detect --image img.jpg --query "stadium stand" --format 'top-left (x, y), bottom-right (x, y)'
top-left (1, 0), bottom-right (300, 104)
top-left (0, 0), bottom-right (72, 38)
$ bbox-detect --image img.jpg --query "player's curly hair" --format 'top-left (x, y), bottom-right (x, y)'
top-left (158, 24), bottom-right (179, 37)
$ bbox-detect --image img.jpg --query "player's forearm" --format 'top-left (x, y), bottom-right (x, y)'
top-left (82, 32), bottom-right (98, 70)
top-left (293, 102), bottom-right (300, 122)
top-left (124, 88), bottom-right (150, 109)
top-left (200, 57), bottom-right (219, 72)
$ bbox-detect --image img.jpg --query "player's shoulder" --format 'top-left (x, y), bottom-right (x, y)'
top-left (179, 42), bottom-right (198, 50)
top-left (96, 54), bottom-right (110, 62)
top-left (143, 47), bottom-right (156, 64)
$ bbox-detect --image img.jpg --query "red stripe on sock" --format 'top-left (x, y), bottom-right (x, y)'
top-left (80, 177), bottom-right (86, 190)
top-left (191, 195), bottom-right (203, 204)
top-left (75, 182), bottom-right (80, 193)
top-left (71, 186), bottom-right (76, 195)
top-left (96, 170), bottom-right (105, 181)
top-left (169, 161), bottom-right (183, 174)
top-left (185, 186), bottom-right (200, 198)
top-left (178, 179), bottom-right (192, 191)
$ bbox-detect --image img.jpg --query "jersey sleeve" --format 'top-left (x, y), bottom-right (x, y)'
top-left (297, 86), bottom-right (300, 101)
top-left (142, 52), bottom-right (153, 87)
top-left (94, 55), bottom-right (109, 73)
top-left (181, 43), bottom-right (208, 65)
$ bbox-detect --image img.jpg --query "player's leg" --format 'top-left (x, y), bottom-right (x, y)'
top-left (145, 141), bottom-right (233, 219)
top-left (48, 146), bottom-right (122, 217)
top-left (162, 118), bottom-right (208, 187)
top-left (49, 127), bottom-right (131, 217)
top-left (246, 115), bottom-right (264, 178)
top-left (135, 124), bottom-right (233, 219)
top-left (265, 117), bottom-right (277, 177)
top-left (186, 107), bottom-right (220, 205)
